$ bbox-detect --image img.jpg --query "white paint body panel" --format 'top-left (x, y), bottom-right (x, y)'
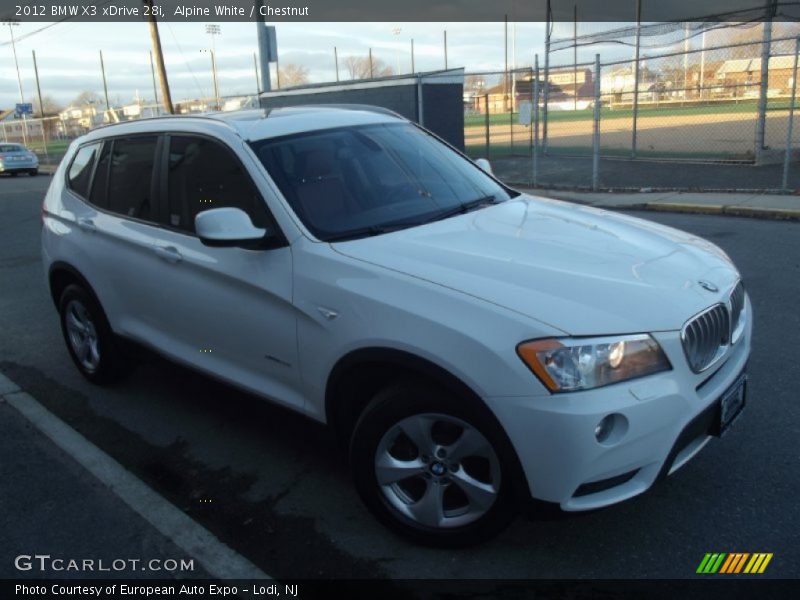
top-left (42, 108), bottom-right (752, 509)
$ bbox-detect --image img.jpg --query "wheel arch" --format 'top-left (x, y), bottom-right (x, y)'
top-left (325, 347), bottom-right (530, 500)
top-left (48, 261), bottom-right (100, 309)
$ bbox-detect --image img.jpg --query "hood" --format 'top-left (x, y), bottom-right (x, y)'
top-left (332, 195), bottom-right (740, 335)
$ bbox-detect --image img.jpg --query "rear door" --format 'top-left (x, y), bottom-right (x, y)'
top-left (63, 135), bottom-right (169, 341)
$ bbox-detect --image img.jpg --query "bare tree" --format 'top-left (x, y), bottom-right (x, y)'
top-left (37, 95), bottom-right (62, 117)
top-left (279, 63), bottom-right (310, 88)
top-left (343, 55), bottom-right (395, 80)
top-left (70, 91), bottom-right (103, 107)
top-left (465, 74), bottom-right (487, 93)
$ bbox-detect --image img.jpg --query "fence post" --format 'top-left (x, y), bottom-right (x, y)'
top-left (484, 93), bottom-right (490, 159)
top-left (533, 56), bottom-right (540, 187)
top-left (782, 37), bottom-right (799, 192)
top-left (543, 20), bottom-right (550, 153)
top-left (755, 18), bottom-right (773, 163)
top-left (593, 54), bottom-right (601, 191)
top-left (631, 0), bottom-right (641, 158)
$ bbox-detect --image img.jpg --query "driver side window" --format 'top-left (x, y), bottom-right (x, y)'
top-left (166, 135), bottom-right (268, 234)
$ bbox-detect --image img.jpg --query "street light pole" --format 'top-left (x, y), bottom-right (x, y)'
top-left (3, 19), bottom-right (28, 145)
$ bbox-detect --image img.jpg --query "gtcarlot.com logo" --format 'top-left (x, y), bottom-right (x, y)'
top-left (697, 552), bottom-right (773, 574)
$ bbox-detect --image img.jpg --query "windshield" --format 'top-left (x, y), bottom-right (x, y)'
top-left (250, 122), bottom-right (516, 241)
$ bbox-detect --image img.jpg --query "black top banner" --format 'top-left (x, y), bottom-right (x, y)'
top-left (1, 0), bottom-right (800, 23)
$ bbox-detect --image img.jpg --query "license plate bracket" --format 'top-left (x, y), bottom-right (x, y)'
top-left (714, 371), bottom-right (747, 436)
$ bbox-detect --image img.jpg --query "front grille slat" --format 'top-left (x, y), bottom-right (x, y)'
top-left (682, 281), bottom-right (745, 373)
top-left (683, 303), bottom-right (730, 373)
top-left (729, 281), bottom-right (745, 342)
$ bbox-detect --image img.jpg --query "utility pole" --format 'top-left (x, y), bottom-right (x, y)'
top-left (444, 30), bottom-right (448, 69)
top-left (32, 50), bottom-right (44, 117)
top-left (334, 46), bottom-right (339, 81)
top-left (32, 49), bottom-right (48, 155)
top-left (149, 50), bottom-right (159, 107)
top-left (99, 50), bottom-right (111, 119)
top-left (143, 0), bottom-right (174, 114)
top-left (411, 39), bottom-right (415, 73)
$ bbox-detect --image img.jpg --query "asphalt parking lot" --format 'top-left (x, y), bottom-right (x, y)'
top-left (1, 173), bottom-right (798, 580)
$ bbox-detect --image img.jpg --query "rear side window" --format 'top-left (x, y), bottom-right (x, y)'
top-left (166, 135), bottom-right (267, 233)
top-left (67, 143), bottom-right (101, 199)
top-left (107, 136), bottom-right (158, 220)
top-left (89, 142), bottom-right (111, 209)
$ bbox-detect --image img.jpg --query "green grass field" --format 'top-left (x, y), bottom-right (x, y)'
top-left (464, 98), bottom-right (796, 128)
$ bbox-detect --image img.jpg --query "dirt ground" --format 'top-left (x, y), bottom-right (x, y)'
top-left (465, 110), bottom-right (800, 158)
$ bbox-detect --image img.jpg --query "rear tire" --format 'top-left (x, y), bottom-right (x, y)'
top-left (350, 380), bottom-right (517, 546)
top-left (58, 284), bottom-right (126, 384)
top-left (10, 172), bottom-right (18, 177)
top-left (29, 169), bottom-right (38, 176)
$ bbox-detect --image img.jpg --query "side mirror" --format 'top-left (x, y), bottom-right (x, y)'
top-left (195, 207), bottom-right (268, 247)
top-left (475, 158), bottom-right (493, 174)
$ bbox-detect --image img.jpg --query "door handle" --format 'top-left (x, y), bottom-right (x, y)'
top-left (153, 245), bottom-right (183, 264)
top-left (77, 218), bottom-right (96, 233)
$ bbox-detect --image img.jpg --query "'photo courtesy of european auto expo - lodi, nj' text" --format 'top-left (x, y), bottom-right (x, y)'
top-left (0, 1), bottom-right (798, 599)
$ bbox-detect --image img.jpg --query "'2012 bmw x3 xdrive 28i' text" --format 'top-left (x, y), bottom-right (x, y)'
top-left (42, 106), bottom-right (751, 546)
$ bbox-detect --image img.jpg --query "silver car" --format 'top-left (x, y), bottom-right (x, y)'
top-left (0, 143), bottom-right (39, 176)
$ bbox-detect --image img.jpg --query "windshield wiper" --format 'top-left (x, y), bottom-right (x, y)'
top-left (421, 195), bottom-right (498, 224)
top-left (324, 221), bottom-right (417, 242)
top-left (325, 195), bottom-right (498, 242)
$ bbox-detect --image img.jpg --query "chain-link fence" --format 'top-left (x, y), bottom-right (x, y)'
top-left (462, 21), bottom-right (800, 192)
top-left (0, 95), bottom-right (259, 167)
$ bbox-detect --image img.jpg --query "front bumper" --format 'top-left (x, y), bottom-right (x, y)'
top-left (485, 297), bottom-right (752, 511)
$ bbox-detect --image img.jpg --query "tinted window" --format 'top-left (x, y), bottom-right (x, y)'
top-left (166, 136), bottom-right (266, 233)
top-left (0, 144), bottom-right (24, 152)
top-left (89, 142), bottom-right (111, 209)
top-left (250, 123), bottom-right (514, 241)
top-left (107, 136), bottom-right (158, 220)
top-left (67, 143), bottom-right (101, 199)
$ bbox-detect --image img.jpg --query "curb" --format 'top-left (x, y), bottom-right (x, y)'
top-left (598, 202), bottom-right (800, 222)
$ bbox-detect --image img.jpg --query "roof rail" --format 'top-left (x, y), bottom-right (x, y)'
top-left (92, 113), bottom-right (239, 133)
top-left (286, 104), bottom-right (405, 119)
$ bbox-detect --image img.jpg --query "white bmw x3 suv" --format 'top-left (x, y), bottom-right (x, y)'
top-left (42, 106), bottom-right (751, 546)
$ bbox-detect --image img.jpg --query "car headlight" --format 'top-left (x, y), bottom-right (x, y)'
top-left (517, 334), bottom-right (671, 393)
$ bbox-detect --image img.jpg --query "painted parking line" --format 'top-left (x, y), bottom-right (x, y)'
top-left (0, 372), bottom-right (271, 581)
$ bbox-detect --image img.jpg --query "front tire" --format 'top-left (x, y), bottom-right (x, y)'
top-left (350, 381), bottom-right (517, 546)
top-left (58, 284), bottom-right (125, 384)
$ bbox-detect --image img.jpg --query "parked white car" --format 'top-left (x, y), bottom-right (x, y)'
top-left (42, 106), bottom-right (751, 546)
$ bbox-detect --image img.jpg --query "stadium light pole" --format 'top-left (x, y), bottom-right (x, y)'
top-left (205, 24), bottom-right (221, 109)
top-left (391, 26), bottom-right (402, 74)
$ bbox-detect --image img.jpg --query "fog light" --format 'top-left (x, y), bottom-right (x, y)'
top-left (594, 415), bottom-right (614, 442)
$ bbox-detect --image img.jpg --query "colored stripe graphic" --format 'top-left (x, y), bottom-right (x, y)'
top-left (697, 553), bottom-right (727, 573)
top-left (700, 553), bottom-right (774, 574)
top-left (744, 553), bottom-right (774, 574)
